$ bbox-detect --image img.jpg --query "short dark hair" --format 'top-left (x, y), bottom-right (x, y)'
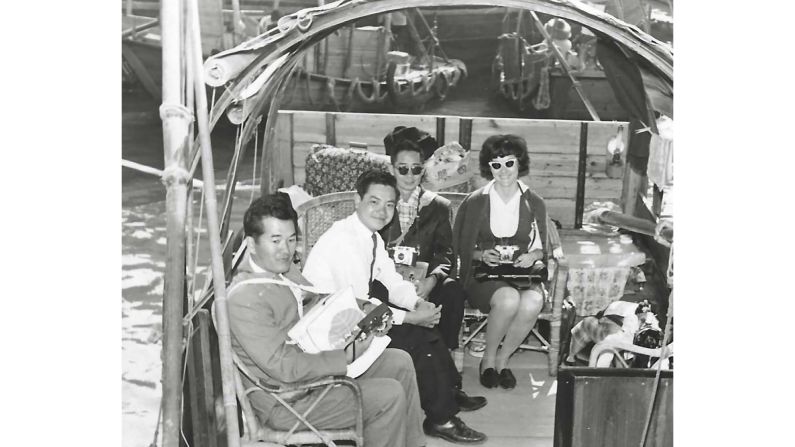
top-left (383, 126), bottom-right (437, 161)
top-left (355, 169), bottom-right (398, 199)
top-left (479, 134), bottom-right (531, 179)
top-left (243, 193), bottom-right (298, 240)
top-left (389, 139), bottom-right (425, 164)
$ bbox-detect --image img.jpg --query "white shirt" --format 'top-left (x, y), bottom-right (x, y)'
top-left (485, 180), bottom-right (545, 252)
top-left (302, 213), bottom-right (420, 325)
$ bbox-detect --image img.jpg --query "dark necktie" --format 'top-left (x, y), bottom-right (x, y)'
top-left (368, 232), bottom-right (377, 286)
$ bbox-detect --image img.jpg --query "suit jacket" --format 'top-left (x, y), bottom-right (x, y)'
top-left (227, 256), bottom-right (347, 418)
top-left (379, 188), bottom-right (454, 280)
top-left (452, 182), bottom-right (561, 288)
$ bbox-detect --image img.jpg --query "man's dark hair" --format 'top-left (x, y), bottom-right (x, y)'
top-left (355, 169), bottom-right (399, 199)
top-left (383, 126), bottom-right (437, 160)
top-left (243, 193), bottom-right (298, 239)
top-left (479, 134), bottom-right (531, 179)
top-left (389, 139), bottom-right (426, 164)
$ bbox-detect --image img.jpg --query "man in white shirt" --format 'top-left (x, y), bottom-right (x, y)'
top-left (304, 170), bottom-right (487, 444)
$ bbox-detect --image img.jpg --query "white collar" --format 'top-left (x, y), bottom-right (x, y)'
top-left (483, 179), bottom-right (530, 196)
top-left (348, 212), bottom-right (376, 239)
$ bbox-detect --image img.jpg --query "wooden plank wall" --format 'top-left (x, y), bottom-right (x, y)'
top-left (275, 110), bottom-right (629, 228)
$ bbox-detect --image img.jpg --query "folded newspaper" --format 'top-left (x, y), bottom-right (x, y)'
top-left (287, 285), bottom-right (392, 355)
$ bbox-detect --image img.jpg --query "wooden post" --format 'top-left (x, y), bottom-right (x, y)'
top-left (458, 117), bottom-right (472, 150)
top-left (159, 0), bottom-right (192, 446)
top-left (621, 120), bottom-right (651, 216)
top-left (343, 24), bottom-right (355, 79)
top-left (187, 1), bottom-right (242, 446)
top-left (574, 122), bottom-right (588, 228)
top-left (325, 112), bottom-right (337, 146)
top-left (435, 117), bottom-right (445, 146)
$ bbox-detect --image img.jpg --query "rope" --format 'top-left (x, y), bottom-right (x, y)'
top-left (354, 78), bottom-right (387, 104)
top-left (343, 78), bottom-right (358, 112)
top-left (326, 77), bottom-right (341, 112)
top-left (533, 61), bottom-right (551, 110)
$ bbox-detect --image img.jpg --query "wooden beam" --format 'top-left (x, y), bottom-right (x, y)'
top-left (186, 310), bottom-right (221, 447)
top-left (574, 122), bottom-right (588, 228)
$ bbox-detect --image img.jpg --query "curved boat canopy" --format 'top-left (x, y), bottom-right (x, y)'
top-left (201, 0), bottom-right (673, 148)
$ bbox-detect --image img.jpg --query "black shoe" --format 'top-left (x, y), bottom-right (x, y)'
top-left (423, 417), bottom-right (487, 444)
top-left (455, 389), bottom-right (487, 412)
top-left (479, 361), bottom-right (499, 388)
top-left (498, 368), bottom-right (516, 389)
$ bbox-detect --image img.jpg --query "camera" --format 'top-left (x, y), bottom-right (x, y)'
top-left (494, 244), bottom-right (520, 264)
top-left (389, 246), bottom-right (418, 266)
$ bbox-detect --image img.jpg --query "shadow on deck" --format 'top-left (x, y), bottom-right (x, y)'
top-left (437, 349), bottom-right (556, 447)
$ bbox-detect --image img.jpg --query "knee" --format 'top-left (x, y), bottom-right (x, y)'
top-left (517, 290), bottom-right (544, 316)
top-left (384, 348), bottom-right (416, 376)
top-left (490, 287), bottom-right (520, 312)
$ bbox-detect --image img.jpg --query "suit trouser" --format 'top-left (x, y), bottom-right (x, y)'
top-left (267, 348), bottom-right (425, 447)
top-left (388, 324), bottom-right (461, 424)
top-left (426, 278), bottom-right (466, 350)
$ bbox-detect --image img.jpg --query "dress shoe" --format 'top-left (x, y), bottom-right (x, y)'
top-left (455, 389), bottom-right (487, 412)
top-left (423, 416), bottom-right (487, 444)
top-left (479, 361), bottom-right (499, 388)
top-left (498, 368), bottom-right (517, 389)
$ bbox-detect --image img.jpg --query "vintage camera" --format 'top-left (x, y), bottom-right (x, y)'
top-left (494, 244), bottom-right (520, 264)
top-left (389, 246), bottom-right (418, 266)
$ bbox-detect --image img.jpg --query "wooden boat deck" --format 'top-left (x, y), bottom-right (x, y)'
top-left (432, 349), bottom-right (556, 447)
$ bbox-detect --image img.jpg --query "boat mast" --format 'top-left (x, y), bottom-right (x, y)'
top-left (159, 0), bottom-right (191, 446)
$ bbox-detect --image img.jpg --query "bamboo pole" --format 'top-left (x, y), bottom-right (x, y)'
top-left (186, 0), bottom-right (242, 446)
top-left (159, 0), bottom-right (192, 446)
top-left (231, 0), bottom-right (243, 43)
top-left (530, 11), bottom-right (601, 122)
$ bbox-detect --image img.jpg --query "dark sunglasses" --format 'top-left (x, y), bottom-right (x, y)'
top-left (489, 160), bottom-right (516, 170)
top-left (396, 165), bottom-right (424, 176)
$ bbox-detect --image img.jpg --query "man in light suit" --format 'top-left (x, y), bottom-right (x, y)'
top-left (227, 193), bottom-right (425, 447)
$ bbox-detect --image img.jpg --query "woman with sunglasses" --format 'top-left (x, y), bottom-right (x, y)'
top-left (452, 134), bottom-right (560, 389)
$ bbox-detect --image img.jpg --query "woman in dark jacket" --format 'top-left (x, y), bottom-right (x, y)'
top-left (452, 134), bottom-right (559, 389)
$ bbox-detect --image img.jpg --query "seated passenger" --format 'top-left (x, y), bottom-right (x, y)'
top-left (452, 135), bottom-right (562, 390)
top-left (380, 127), bottom-right (465, 351)
top-left (227, 193), bottom-right (425, 447)
top-left (303, 170), bottom-right (488, 444)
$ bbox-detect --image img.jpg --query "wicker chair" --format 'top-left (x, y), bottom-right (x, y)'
top-left (210, 245), bottom-right (365, 447)
top-left (295, 191), bottom-right (568, 376)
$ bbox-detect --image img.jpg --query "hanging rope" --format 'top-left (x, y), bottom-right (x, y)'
top-left (355, 78), bottom-right (388, 104)
top-left (533, 61), bottom-right (551, 110)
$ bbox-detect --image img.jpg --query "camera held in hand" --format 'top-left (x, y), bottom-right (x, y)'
top-left (389, 245), bottom-right (418, 266)
top-left (494, 244), bottom-right (520, 264)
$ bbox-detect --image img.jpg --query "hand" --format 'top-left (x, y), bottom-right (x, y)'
top-left (479, 248), bottom-right (501, 267)
top-left (414, 276), bottom-right (437, 299)
top-left (430, 264), bottom-right (450, 277)
top-left (514, 249), bottom-right (544, 268)
top-left (359, 300), bottom-right (376, 314)
top-left (374, 317), bottom-right (393, 337)
top-left (404, 302), bottom-right (442, 328)
top-left (345, 332), bottom-right (374, 363)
